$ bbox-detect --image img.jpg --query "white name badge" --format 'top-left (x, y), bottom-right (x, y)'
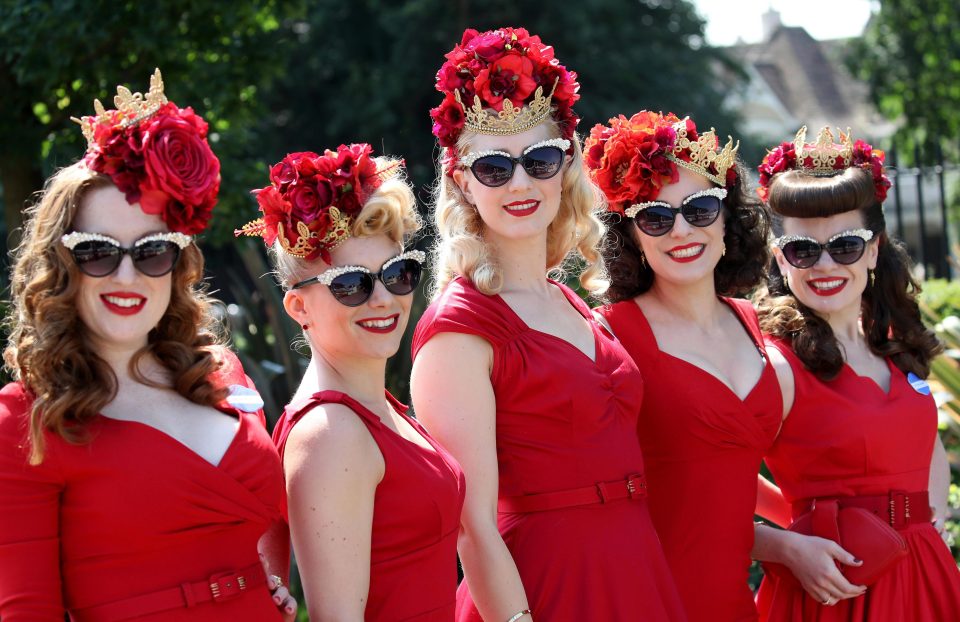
top-left (226, 384), bottom-right (265, 412)
top-left (906, 372), bottom-right (931, 396)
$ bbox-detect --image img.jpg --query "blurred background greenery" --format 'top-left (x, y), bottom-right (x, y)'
top-left (2, 0), bottom-right (959, 615)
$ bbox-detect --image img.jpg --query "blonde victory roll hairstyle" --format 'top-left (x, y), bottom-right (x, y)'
top-left (430, 123), bottom-right (608, 299)
top-left (270, 159), bottom-right (423, 289)
top-left (4, 162), bottom-right (227, 464)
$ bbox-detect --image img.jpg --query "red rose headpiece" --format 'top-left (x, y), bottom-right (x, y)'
top-left (430, 27), bottom-right (580, 172)
top-left (757, 126), bottom-right (891, 203)
top-left (72, 69), bottom-right (220, 235)
top-left (235, 144), bottom-right (402, 263)
top-left (584, 111), bottom-right (740, 215)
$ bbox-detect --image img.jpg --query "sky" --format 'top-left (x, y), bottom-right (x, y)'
top-left (690, 0), bottom-right (878, 46)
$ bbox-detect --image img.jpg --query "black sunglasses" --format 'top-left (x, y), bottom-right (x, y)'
top-left (61, 231), bottom-right (192, 277)
top-left (624, 188), bottom-right (727, 237)
top-left (774, 228), bottom-right (874, 269)
top-left (461, 138), bottom-right (570, 188)
top-left (292, 250), bottom-right (425, 307)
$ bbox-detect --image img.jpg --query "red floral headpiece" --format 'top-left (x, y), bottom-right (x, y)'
top-left (430, 27), bottom-right (580, 172)
top-left (235, 144), bottom-right (402, 263)
top-left (584, 111), bottom-right (740, 215)
top-left (757, 126), bottom-right (891, 203)
top-left (72, 69), bottom-right (220, 235)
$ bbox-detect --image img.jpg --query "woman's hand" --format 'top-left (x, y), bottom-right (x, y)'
top-left (269, 574), bottom-right (298, 621)
top-left (778, 531), bottom-right (866, 605)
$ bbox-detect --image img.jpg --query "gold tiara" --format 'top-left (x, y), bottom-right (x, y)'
top-left (793, 126), bottom-right (854, 175)
top-left (72, 68), bottom-right (168, 148)
top-left (455, 79), bottom-right (557, 137)
top-left (663, 118), bottom-right (739, 186)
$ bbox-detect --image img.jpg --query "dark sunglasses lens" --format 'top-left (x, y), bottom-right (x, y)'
top-left (682, 196), bottom-right (722, 227)
top-left (72, 241), bottom-right (122, 277)
top-left (521, 147), bottom-right (564, 180)
top-left (635, 206), bottom-right (676, 236)
top-left (381, 259), bottom-right (422, 296)
top-left (825, 236), bottom-right (867, 265)
top-left (328, 272), bottom-right (374, 306)
top-left (471, 156), bottom-right (514, 187)
top-left (782, 240), bottom-right (821, 269)
top-left (132, 241), bottom-right (181, 277)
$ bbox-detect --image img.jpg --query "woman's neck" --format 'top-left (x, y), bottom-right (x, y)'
top-left (488, 233), bottom-right (551, 295)
top-left (820, 304), bottom-right (865, 345)
top-left (646, 275), bottom-right (724, 327)
top-left (301, 349), bottom-right (389, 407)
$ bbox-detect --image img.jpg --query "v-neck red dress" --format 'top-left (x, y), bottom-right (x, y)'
top-left (756, 336), bottom-right (960, 621)
top-left (0, 350), bottom-right (285, 621)
top-left (412, 277), bottom-right (687, 622)
top-left (598, 297), bottom-right (782, 622)
top-left (273, 390), bottom-right (465, 621)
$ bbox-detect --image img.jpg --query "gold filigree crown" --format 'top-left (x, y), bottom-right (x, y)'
top-left (663, 118), bottom-right (739, 186)
top-left (72, 68), bottom-right (168, 148)
top-left (793, 126), bottom-right (854, 175)
top-left (455, 80), bottom-right (557, 137)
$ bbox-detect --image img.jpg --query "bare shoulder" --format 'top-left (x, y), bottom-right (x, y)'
top-left (283, 402), bottom-right (383, 480)
top-left (764, 344), bottom-right (795, 419)
top-left (414, 331), bottom-right (493, 371)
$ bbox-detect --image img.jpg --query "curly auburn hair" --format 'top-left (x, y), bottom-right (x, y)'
top-left (4, 162), bottom-right (228, 464)
top-left (754, 167), bottom-right (942, 380)
top-left (270, 158), bottom-right (423, 289)
top-left (429, 120), bottom-right (608, 299)
top-left (601, 160), bottom-right (769, 304)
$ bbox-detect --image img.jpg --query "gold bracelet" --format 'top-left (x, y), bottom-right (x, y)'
top-left (506, 609), bottom-right (532, 622)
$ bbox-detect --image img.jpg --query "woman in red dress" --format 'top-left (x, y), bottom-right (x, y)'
top-left (237, 144), bottom-right (465, 620)
top-left (0, 71), bottom-right (294, 620)
top-left (585, 111), bottom-right (781, 621)
top-left (411, 28), bottom-right (686, 622)
top-left (752, 126), bottom-right (960, 620)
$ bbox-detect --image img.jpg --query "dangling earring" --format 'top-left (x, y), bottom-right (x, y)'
top-left (782, 272), bottom-right (790, 291)
top-left (639, 250), bottom-right (647, 269)
top-left (869, 269), bottom-right (875, 287)
top-left (721, 243), bottom-right (727, 257)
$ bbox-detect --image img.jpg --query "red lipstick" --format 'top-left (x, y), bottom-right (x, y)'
top-left (503, 200), bottom-right (540, 217)
top-left (355, 314), bottom-right (400, 334)
top-left (100, 292), bottom-right (146, 316)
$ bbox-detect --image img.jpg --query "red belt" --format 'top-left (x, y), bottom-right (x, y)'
top-left (794, 490), bottom-right (931, 531)
top-left (498, 474), bottom-right (647, 514)
top-left (74, 562), bottom-right (265, 622)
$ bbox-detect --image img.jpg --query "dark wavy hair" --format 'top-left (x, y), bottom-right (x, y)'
top-left (601, 160), bottom-right (770, 304)
top-left (4, 163), bottom-right (228, 464)
top-left (754, 167), bottom-right (942, 380)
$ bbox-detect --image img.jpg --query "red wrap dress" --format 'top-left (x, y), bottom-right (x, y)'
top-left (273, 390), bottom-right (465, 621)
top-left (757, 336), bottom-right (960, 621)
top-left (0, 350), bottom-right (285, 621)
top-left (412, 278), bottom-right (687, 622)
top-left (598, 297), bottom-right (782, 622)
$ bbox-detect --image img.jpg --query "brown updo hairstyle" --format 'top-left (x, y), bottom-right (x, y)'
top-left (754, 166), bottom-right (942, 380)
top-left (4, 162), bottom-right (227, 464)
top-left (601, 159), bottom-right (770, 304)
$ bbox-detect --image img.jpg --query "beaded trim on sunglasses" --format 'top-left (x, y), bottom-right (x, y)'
top-left (459, 138), bottom-right (571, 168)
top-left (60, 231), bottom-right (194, 249)
top-left (773, 228), bottom-right (874, 249)
top-left (624, 187), bottom-right (727, 219)
top-left (305, 249), bottom-right (426, 286)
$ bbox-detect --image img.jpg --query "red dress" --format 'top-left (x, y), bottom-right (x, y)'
top-left (0, 350), bottom-right (285, 621)
top-left (412, 278), bottom-right (687, 622)
top-left (598, 298), bottom-right (782, 622)
top-left (757, 336), bottom-right (960, 621)
top-left (273, 390), bottom-right (465, 621)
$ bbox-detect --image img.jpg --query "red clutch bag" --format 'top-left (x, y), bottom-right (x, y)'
top-left (764, 499), bottom-right (908, 586)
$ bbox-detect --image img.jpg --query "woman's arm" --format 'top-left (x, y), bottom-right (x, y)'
top-left (412, 332), bottom-right (531, 622)
top-left (0, 400), bottom-right (66, 619)
top-left (756, 474), bottom-right (792, 528)
top-left (283, 403), bottom-right (382, 622)
top-left (929, 434), bottom-right (951, 540)
top-left (258, 520), bottom-right (297, 620)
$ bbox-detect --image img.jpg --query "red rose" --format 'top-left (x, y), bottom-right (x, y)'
top-left (474, 54), bottom-right (536, 110)
top-left (139, 106), bottom-right (220, 234)
top-left (257, 186), bottom-right (293, 246)
top-left (286, 181), bottom-right (321, 223)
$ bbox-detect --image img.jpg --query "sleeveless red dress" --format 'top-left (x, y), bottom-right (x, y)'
top-left (0, 349), bottom-right (285, 621)
top-left (598, 297), bottom-right (782, 622)
top-left (757, 336), bottom-right (960, 621)
top-left (273, 390), bottom-right (465, 621)
top-left (412, 278), bottom-right (687, 622)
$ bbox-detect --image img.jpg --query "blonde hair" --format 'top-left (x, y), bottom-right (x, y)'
top-left (271, 158), bottom-right (423, 288)
top-left (4, 162), bottom-right (227, 464)
top-left (429, 121), bottom-right (607, 298)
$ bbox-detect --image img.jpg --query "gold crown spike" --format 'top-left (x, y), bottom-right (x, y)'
top-left (456, 79), bottom-right (558, 136)
top-left (664, 118), bottom-right (739, 186)
top-left (374, 159), bottom-right (405, 183)
top-left (793, 125), bottom-right (853, 175)
top-left (317, 206), bottom-right (353, 251)
top-left (72, 68), bottom-right (169, 148)
top-left (235, 217), bottom-right (267, 238)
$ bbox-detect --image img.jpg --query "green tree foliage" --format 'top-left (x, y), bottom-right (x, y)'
top-left (847, 0), bottom-right (960, 162)
top-left (0, 0), bottom-right (306, 246)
